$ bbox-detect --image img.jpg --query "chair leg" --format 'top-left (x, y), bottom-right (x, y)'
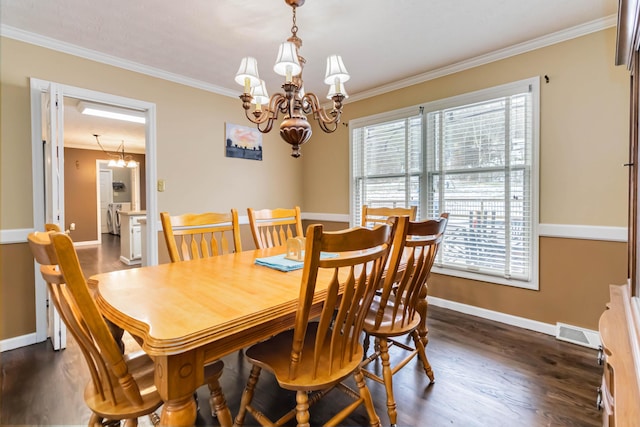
top-left (148, 412), bottom-right (160, 426)
top-left (122, 419), bottom-right (138, 427)
top-left (411, 330), bottom-right (435, 384)
top-left (295, 390), bottom-right (311, 427)
top-left (88, 413), bottom-right (102, 427)
top-left (208, 367), bottom-right (233, 427)
top-left (378, 339), bottom-right (397, 427)
top-left (233, 365), bottom-right (262, 427)
top-left (353, 368), bottom-right (381, 427)
top-left (363, 332), bottom-right (371, 359)
top-left (416, 285), bottom-right (429, 348)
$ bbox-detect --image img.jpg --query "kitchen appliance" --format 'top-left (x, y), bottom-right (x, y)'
top-left (106, 202), bottom-right (131, 235)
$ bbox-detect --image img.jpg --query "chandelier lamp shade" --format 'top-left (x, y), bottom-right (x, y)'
top-left (235, 0), bottom-right (350, 158)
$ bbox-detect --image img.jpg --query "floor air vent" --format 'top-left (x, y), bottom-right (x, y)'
top-left (556, 323), bottom-right (600, 349)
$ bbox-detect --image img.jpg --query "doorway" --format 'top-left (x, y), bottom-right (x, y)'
top-left (29, 78), bottom-right (159, 348)
top-left (99, 168), bottom-right (114, 234)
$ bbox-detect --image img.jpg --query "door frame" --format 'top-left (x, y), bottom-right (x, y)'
top-left (96, 160), bottom-right (140, 243)
top-left (98, 166), bottom-right (114, 237)
top-left (30, 78), bottom-right (159, 343)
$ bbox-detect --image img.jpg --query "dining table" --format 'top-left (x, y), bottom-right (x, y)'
top-left (92, 246), bottom-right (340, 427)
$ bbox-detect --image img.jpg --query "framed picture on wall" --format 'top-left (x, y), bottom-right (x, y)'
top-left (225, 123), bottom-right (263, 161)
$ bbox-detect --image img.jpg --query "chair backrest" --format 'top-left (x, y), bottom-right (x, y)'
top-left (27, 231), bottom-right (146, 408)
top-left (361, 205), bottom-right (417, 228)
top-left (247, 206), bottom-right (304, 249)
top-left (160, 209), bottom-right (242, 262)
top-left (45, 223), bottom-right (61, 232)
top-left (372, 213), bottom-right (448, 332)
top-left (288, 221), bottom-right (394, 381)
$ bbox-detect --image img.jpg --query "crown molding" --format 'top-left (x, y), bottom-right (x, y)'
top-left (0, 24), bottom-right (238, 98)
top-left (1, 15), bottom-right (617, 102)
top-left (348, 15), bottom-right (618, 103)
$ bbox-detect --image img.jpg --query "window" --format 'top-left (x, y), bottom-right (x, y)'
top-left (350, 78), bottom-right (539, 289)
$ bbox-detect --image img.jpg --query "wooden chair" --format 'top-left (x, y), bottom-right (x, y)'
top-left (160, 209), bottom-right (242, 262)
top-left (247, 206), bottom-right (303, 249)
top-left (360, 213), bottom-right (448, 427)
top-left (233, 223), bottom-right (395, 427)
top-left (361, 205), bottom-right (417, 228)
top-left (28, 230), bottom-right (164, 426)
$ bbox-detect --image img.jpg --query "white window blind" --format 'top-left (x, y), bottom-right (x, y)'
top-left (352, 114), bottom-right (422, 223)
top-left (350, 78), bottom-right (539, 289)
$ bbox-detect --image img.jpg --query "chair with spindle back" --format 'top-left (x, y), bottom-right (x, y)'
top-left (160, 209), bottom-right (242, 262)
top-left (28, 230), bottom-right (164, 426)
top-left (361, 205), bottom-right (417, 228)
top-left (233, 222), bottom-right (395, 427)
top-left (247, 206), bottom-right (303, 249)
top-left (360, 213), bottom-right (448, 427)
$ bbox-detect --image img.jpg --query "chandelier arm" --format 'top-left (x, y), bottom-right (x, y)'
top-left (304, 92), bottom-right (342, 130)
top-left (254, 94), bottom-right (290, 134)
top-left (243, 93), bottom-right (288, 126)
top-left (315, 114), bottom-right (339, 133)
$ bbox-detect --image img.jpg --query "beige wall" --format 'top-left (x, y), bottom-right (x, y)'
top-left (0, 27), bottom-right (630, 341)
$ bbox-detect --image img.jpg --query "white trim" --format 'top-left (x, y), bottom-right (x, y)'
top-left (1, 25), bottom-right (237, 98)
top-left (629, 294), bottom-right (640, 384)
top-left (0, 222), bottom-right (628, 244)
top-left (0, 333), bottom-right (37, 352)
top-left (29, 78), bottom-right (159, 346)
top-left (301, 212), bottom-right (350, 223)
top-left (0, 228), bottom-right (33, 244)
top-left (1, 16), bottom-right (616, 102)
top-left (429, 296), bottom-right (601, 348)
top-left (74, 240), bottom-right (100, 247)
top-left (429, 296), bottom-right (557, 336)
top-left (538, 223), bottom-right (627, 242)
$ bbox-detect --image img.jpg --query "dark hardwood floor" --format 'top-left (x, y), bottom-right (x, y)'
top-left (1, 236), bottom-right (603, 426)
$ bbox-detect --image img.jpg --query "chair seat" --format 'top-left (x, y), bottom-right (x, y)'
top-left (245, 322), bottom-right (364, 391)
top-left (83, 351), bottom-right (162, 420)
top-left (363, 295), bottom-right (421, 337)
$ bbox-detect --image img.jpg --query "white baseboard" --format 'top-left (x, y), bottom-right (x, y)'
top-left (428, 296), bottom-right (600, 349)
top-left (0, 333), bottom-right (38, 352)
top-left (73, 239), bottom-right (100, 247)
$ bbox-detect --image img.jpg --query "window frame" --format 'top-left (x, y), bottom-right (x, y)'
top-left (349, 77), bottom-right (540, 290)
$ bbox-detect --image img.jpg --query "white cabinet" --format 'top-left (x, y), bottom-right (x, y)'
top-left (120, 211), bottom-right (146, 265)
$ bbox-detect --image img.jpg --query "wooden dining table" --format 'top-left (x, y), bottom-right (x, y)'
top-left (93, 246), bottom-right (337, 427)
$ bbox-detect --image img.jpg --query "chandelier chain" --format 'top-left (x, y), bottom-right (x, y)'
top-left (291, 6), bottom-right (298, 38)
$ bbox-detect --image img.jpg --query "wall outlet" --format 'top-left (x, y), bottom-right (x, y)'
top-left (69, 223), bottom-right (76, 231)
top-left (157, 179), bottom-right (166, 192)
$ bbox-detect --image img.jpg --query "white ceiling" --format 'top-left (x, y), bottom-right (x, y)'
top-left (0, 0), bottom-right (619, 152)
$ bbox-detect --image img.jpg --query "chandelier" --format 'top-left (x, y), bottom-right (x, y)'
top-left (94, 134), bottom-right (137, 168)
top-left (235, 0), bottom-right (350, 158)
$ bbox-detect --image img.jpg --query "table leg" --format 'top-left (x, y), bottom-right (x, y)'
top-left (160, 395), bottom-right (198, 426)
top-left (155, 353), bottom-right (204, 427)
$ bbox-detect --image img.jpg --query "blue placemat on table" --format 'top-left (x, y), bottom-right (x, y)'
top-left (255, 252), bottom-right (338, 272)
